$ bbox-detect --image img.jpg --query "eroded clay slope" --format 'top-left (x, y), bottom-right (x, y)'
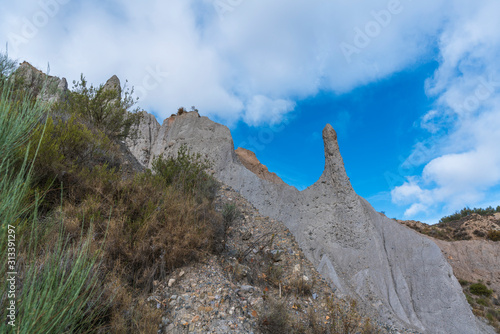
top-left (126, 110), bottom-right (488, 334)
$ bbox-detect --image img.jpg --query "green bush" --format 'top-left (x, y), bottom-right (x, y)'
top-left (222, 203), bottom-right (240, 223)
top-left (16, 220), bottom-right (105, 333)
top-left (470, 283), bottom-right (493, 297)
top-left (466, 294), bottom-right (475, 306)
top-left (476, 298), bottom-right (490, 307)
top-left (487, 230), bottom-right (500, 241)
top-left (57, 74), bottom-right (141, 140)
top-left (0, 49), bottom-right (17, 81)
top-left (23, 115), bottom-right (117, 208)
top-left (0, 51), bottom-right (106, 332)
top-left (152, 145), bottom-right (218, 200)
top-left (0, 51), bottom-right (47, 252)
top-left (459, 279), bottom-right (470, 286)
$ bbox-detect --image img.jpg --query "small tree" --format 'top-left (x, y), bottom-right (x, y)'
top-left (152, 145), bottom-right (217, 200)
top-left (61, 74), bottom-right (141, 140)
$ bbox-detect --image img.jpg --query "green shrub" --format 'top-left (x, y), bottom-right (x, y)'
top-left (487, 230), bottom-right (500, 241)
top-left (476, 298), bottom-right (490, 307)
top-left (459, 279), bottom-right (470, 286)
top-left (0, 53), bottom-right (106, 332)
top-left (23, 115), bottom-right (117, 208)
top-left (470, 283), bottom-right (493, 297)
top-left (0, 49), bottom-right (17, 81)
top-left (222, 203), bottom-right (240, 223)
top-left (0, 51), bottom-right (47, 252)
top-left (57, 74), bottom-right (141, 140)
top-left (466, 294), bottom-right (475, 306)
top-left (16, 220), bottom-right (106, 333)
top-left (152, 145), bottom-right (218, 200)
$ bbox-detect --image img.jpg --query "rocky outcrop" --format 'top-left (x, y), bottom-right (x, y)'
top-left (126, 110), bottom-right (489, 333)
top-left (398, 215), bottom-right (500, 301)
top-left (103, 75), bottom-right (121, 96)
top-left (399, 214), bottom-right (500, 241)
top-left (126, 111), bottom-right (161, 166)
top-left (13, 62), bottom-right (68, 103)
top-left (235, 148), bottom-right (285, 185)
top-left (434, 239), bottom-right (500, 297)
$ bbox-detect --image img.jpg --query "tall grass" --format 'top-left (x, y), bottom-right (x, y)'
top-left (0, 55), bottom-right (45, 261)
top-left (15, 216), bottom-right (105, 333)
top-left (0, 53), bottom-right (105, 333)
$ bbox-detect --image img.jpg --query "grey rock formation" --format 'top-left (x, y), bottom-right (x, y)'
top-left (13, 61), bottom-right (68, 103)
top-left (103, 75), bottom-right (121, 96)
top-left (235, 147), bottom-right (285, 185)
top-left (127, 110), bottom-right (487, 333)
top-left (126, 111), bottom-right (161, 165)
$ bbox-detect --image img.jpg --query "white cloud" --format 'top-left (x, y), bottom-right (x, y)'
top-left (1, 0), bottom-right (451, 126)
top-left (392, 0), bottom-right (500, 219)
top-left (244, 95), bottom-right (295, 126)
top-left (2, 0), bottom-right (499, 218)
top-left (404, 203), bottom-right (428, 218)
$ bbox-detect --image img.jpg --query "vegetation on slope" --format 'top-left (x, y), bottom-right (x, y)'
top-left (1, 53), bottom-right (386, 333)
top-left (440, 206), bottom-right (500, 224)
top-left (400, 205), bottom-right (500, 242)
top-left (0, 53), bottom-right (224, 332)
top-left (459, 280), bottom-right (500, 331)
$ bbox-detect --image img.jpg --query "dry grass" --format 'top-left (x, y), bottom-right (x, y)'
top-left (26, 167), bottom-right (224, 331)
top-left (259, 297), bottom-right (290, 334)
top-left (21, 131), bottom-right (224, 331)
top-left (289, 275), bottom-right (315, 296)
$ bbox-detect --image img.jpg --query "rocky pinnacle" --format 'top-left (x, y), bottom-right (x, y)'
top-left (125, 110), bottom-right (486, 333)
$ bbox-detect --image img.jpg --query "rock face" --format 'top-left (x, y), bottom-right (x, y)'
top-left (127, 110), bottom-right (487, 333)
top-left (235, 147), bottom-right (285, 185)
top-left (434, 239), bottom-right (500, 297)
top-left (103, 75), bottom-right (121, 96)
top-left (13, 62), bottom-right (68, 103)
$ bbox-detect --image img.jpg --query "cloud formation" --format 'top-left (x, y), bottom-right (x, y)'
top-left (392, 0), bottom-right (500, 218)
top-left (2, 0), bottom-right (499, 220)
top-left (2, 0), bottom-right (447, 125)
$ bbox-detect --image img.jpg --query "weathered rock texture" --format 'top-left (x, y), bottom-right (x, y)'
top-left (433, 239), bottom-right (500, 298)
top-left (235, 147), bottom-right (285, 185)
top-left (13, 62), bottom-right (68, 103)
top-left (126, 110), bottom-right (488, 333)
top-left (103, 74), bottom-right (121, 95)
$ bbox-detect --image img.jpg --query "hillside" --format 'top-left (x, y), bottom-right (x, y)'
top-left (127, 99), bottom-right (494, 333)
top-left (398, 213), bottom-right (500, 242)
top-left (397, 214), bottom-right (500, 331)
top-left (0, 59), bottom-right (397, 333)
top-left (1, 58), bottom-right (497, 333)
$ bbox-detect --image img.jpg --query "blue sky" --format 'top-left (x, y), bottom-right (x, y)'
top-left (230, 61), bottom-right (440, 220)
top-left (2, 0), bottom-right (500, 223)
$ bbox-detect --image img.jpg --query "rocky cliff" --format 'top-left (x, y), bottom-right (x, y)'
top-left (127, 109), bottom-right (491, 333)
top-left (13, 62), bottom-right (68, 103)
top-left (435, 239), bottom-right (500, 297)
top-left (235, 147), bottom-right (285, 185)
